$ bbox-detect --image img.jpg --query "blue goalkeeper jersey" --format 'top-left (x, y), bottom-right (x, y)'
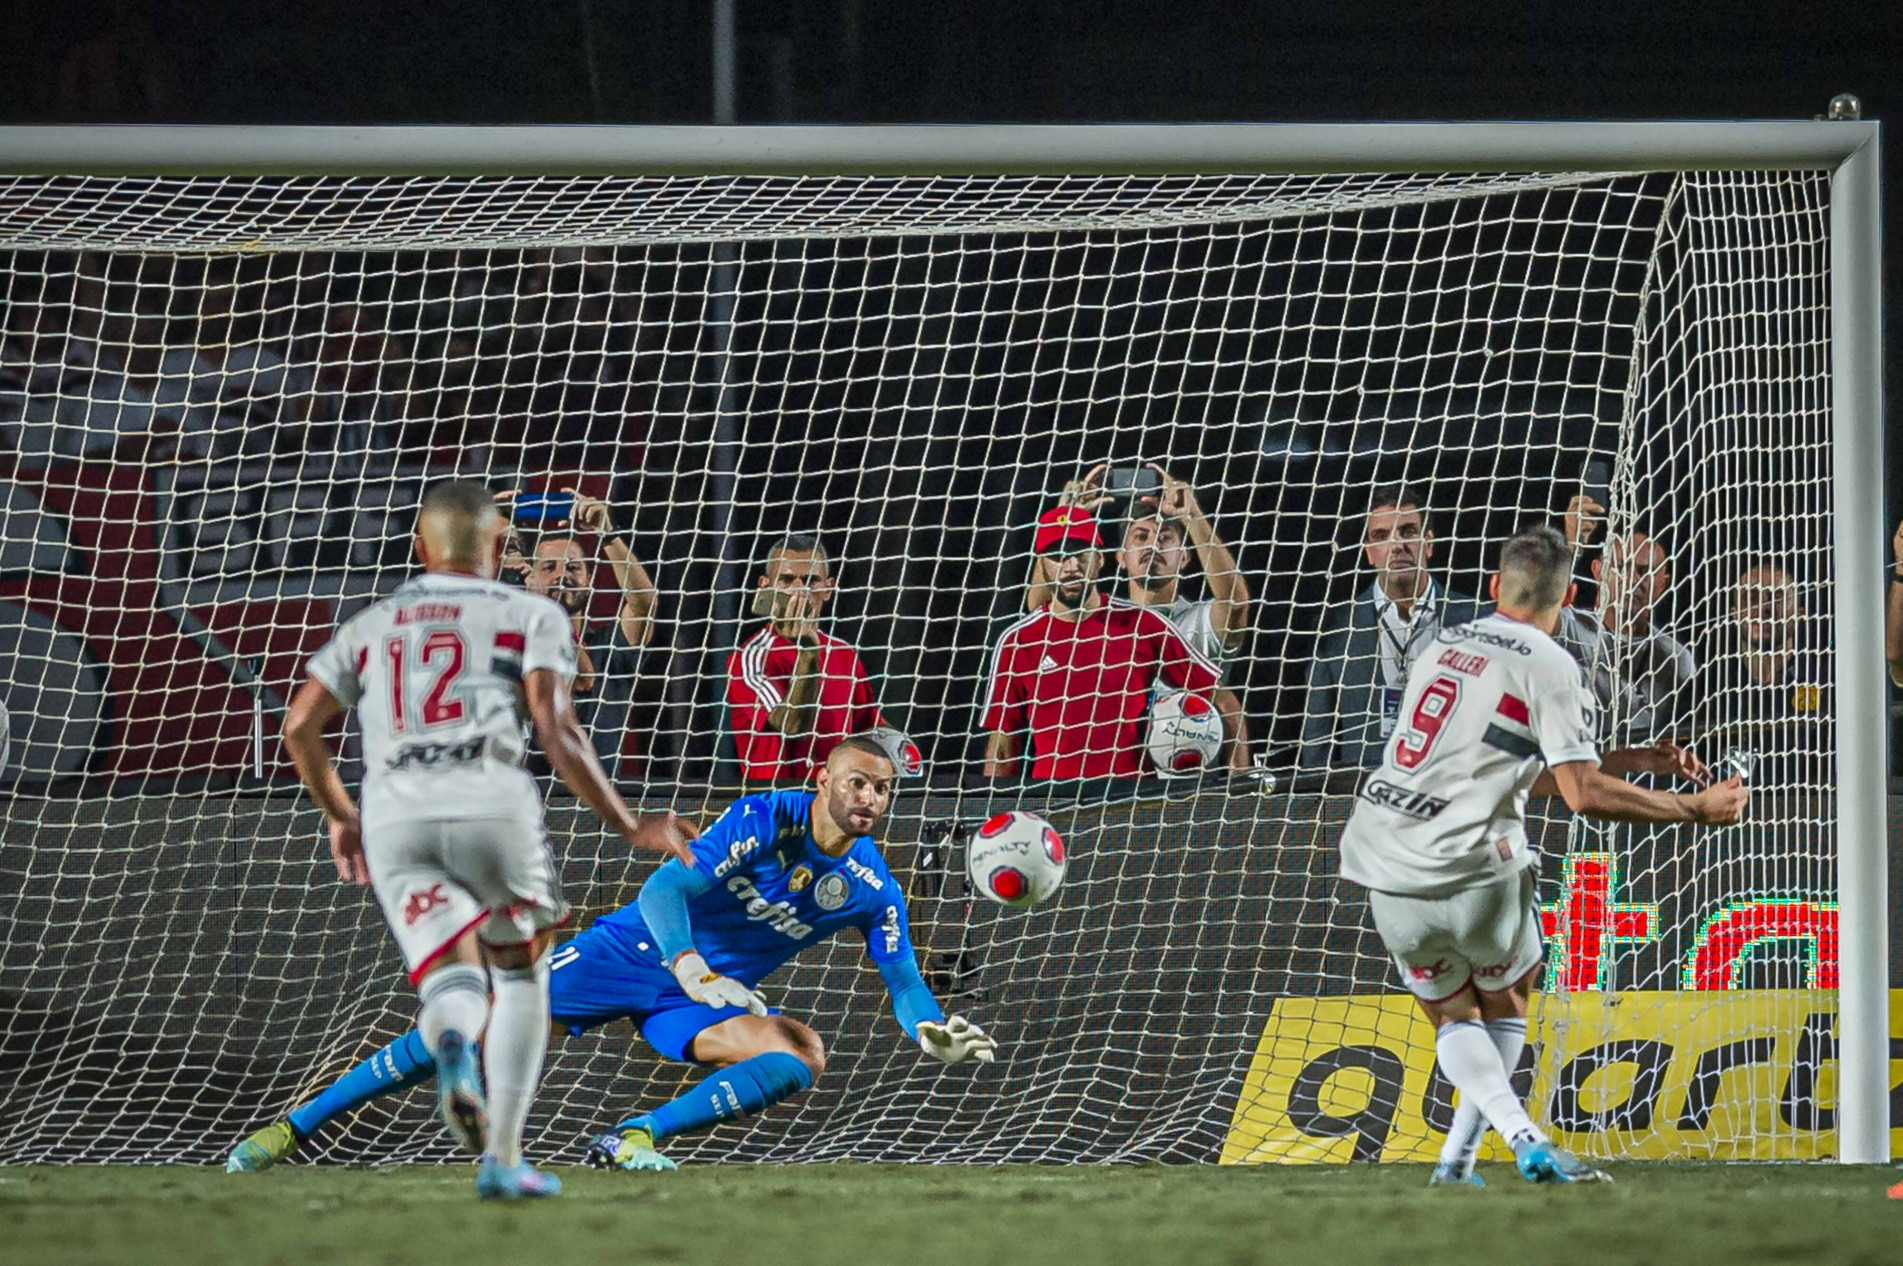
top-left (595, 790), bottom-right (919, 990)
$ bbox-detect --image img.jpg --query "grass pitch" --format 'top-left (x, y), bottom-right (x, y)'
top-left (3, 1162), bottom-right (1900, 1266)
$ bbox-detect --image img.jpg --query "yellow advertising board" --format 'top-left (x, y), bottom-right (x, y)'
top-left (1221, 990), bottom-right (1901, 1164)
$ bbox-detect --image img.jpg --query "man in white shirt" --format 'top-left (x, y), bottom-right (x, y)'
top-left (281, 479), bottom-right (693, 1198)
top-left (1338, 525), bottom-right (1745, 1185)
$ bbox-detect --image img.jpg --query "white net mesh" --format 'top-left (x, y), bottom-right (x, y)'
top-left (0, 165), bottom-right (1843, 1164)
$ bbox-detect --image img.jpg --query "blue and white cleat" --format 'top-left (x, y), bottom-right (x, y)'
top-left (1513, 1139), bottom-right (1610, 1184)
top-left (434, 1030), bottom-right (488, 1156)
top-left (226, 1120), bottom-right (300, 1173)
top-left (477, 1156), bottom-right (563, 1200)
top-left (1429, 1161), bottom-right (1485, 1188)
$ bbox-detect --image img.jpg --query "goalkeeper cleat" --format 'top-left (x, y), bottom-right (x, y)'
top-left (476, 1156), bottom-right (562, 1200)
top-left (434, 1030), bottom-right (488, 1156)
top-left (225, 1120), bottom-right (300, 1173)
top-left (1513, 1139), bottom-right (1611, 1185)
top-left (1428, 1161), bottom-right (1484, 1188)
top-left (584, 1126), bottom-right (678, 1172)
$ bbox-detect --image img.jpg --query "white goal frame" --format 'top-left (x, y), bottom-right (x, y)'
top-left (0, 119), bottom-right (1884, 1163)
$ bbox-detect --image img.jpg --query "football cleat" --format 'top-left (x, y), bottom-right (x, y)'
top-left (1513, 1139), bottom-right (1611, 1184)
top-left (584, 1126), bottom-right (678, 1172)
top-left (1428, 1161), bottom-right (1485, 1188)
top-left (226, 1120), bottom-right (301, 1173)
top-left (476, 1156), bottom-right (562, 1200)
top-left (434, 1031), bottom-right (488, 1156)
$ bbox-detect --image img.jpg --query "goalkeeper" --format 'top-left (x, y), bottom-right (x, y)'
top-left (227, 735), bottom-right (995, 1173)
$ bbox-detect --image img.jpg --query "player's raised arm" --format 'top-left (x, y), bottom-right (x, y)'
top-left (281, 675), bottom-right (365, 885)
top-left (523, 664), bottom-right (695, 864)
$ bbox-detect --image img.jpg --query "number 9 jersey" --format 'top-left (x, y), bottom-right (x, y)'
top-left (306, 572), bottom-right (578, 828)
top-left (1339, 612), bottom-right (1599, 897)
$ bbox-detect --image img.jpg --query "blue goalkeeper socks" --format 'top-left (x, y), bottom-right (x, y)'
top-left (620, 1051), bottom-right (813, 1142)
top-left (287, 1029), bottom-right (438, 1140)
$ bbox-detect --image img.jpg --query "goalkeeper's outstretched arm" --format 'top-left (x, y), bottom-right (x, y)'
top-left (876, 953), bottom-right (996, 1064)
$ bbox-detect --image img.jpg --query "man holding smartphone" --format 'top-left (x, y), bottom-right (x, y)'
top-left (498, 486), bottom-right (659, 779)
top-left (1028, 463), bottom-right (1252, 767)
top-left (727, 534), bottom-right (884, 784)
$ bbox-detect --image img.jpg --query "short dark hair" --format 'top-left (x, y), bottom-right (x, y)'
top-left (419, 478), bottom-right (495, 522)
top-left (1366, 482), bottom-right (1430, 522)
top-left (530, 530), bottom-right (581, 556)
top-left (766, 533), bottom-right (830, 575)
top-left (1498, 525), bottom-right (1573, 610)
top-left (827, 733), bottom-right (896, 771)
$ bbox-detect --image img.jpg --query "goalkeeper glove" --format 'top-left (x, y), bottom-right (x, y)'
top-left (917, 1016), bottom-right (997, 1065)
top-left (671, 951), bottom-right (769, 1016)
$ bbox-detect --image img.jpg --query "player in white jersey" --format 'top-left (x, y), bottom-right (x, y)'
top-left (281, 479), bottom-right (695, 1200)
top-left (1339, 525), bottom-right (1747, 1186)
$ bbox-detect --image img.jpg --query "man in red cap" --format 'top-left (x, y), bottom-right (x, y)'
top-left (983, 506), bottom-right (1220, 780)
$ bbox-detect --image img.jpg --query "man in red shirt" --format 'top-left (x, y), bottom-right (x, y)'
top-left (984, 507), bottom-right (1220, 780)
top-left (727, 534), bottom-right (883, 783)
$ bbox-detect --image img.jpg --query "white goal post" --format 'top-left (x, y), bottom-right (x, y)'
top-left (0, 121), bottom-right (1884, 1165)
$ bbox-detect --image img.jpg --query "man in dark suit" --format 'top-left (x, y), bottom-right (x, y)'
top-left (1298, 484), bottom-right (1487, 782)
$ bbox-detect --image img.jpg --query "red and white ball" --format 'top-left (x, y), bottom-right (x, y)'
top-left (966, 810), bottom-right (1066, 910)
top-left (1146, 690), bottom-right (1223, 776)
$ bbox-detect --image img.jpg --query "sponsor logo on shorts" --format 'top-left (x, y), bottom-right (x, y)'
top-left (1360, 779), bottom-right (1450, 820)
top-left (815, 872), bottom-right (850, 912)
top-left (386, 737), bottom-right (485, 771)
top-left (401, 883), bottom-right (450, 926)
top-left (1472, 960), bottom-right (1515, 980)
top-left (1406, 958), bottom-right (1451, 981)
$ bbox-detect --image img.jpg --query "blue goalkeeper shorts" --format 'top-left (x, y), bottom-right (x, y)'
top-left (547, 924), bottom-right (776, 1063)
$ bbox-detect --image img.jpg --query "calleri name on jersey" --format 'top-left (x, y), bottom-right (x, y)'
top-left (1339, 614), bottom-right (1600, 897)
top-left (305, 572), bottom-right (578, 825)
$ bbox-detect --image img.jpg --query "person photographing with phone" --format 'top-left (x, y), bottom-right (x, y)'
top-left (1027, 462), bottom-right (1254, 768)
top-left (497, 486), bottom-right (659, 778)
top-left (728, 534), bottom-right (885, 784)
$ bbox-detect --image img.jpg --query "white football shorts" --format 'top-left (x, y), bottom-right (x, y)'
top-left (1366, 868), bottom-right (1543, 1002)
top-left (365, 809), bottom-right (569, 984)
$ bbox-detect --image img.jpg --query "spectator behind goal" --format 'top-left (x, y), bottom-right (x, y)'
top-left (1556, 495), bottom-right (1695, 743)
top-left (1298, 484), bottom-right (1486, 779)
top-left (985, 506), bottom-right (1219, 781)
top-left (727, 534), bottom-right (884, 784)
top-left (1694, 561), bottom-right (1830, 790)
top-left (1027, 463), bottom-right (1253, 767)
top-left (497, 486), bottom-right (659, 779)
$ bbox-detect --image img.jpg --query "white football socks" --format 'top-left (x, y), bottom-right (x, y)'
top-left (1437, 1016), bottom-right (1529, 1169)
top-left (484, 958), bottom-right (551, 1169)
top-left (1434, 1018), bottom-right (1542, 1149)
top-left (417, 963), bottom-right (489, 1058)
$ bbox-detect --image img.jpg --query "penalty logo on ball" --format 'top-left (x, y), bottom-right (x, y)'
top-left (968, 810), bottom-right (1066, 910)
top-left (1146, 690), bottom-right (1223, 776)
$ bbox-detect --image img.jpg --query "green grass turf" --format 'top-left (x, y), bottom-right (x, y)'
top-left (2, 1162), bottom-right (1900, 1266)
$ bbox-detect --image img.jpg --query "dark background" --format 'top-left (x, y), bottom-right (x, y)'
top-left (0, 0), bottom-right (1893, 400)
top-left (0, 0), bottom-right (1895, 782)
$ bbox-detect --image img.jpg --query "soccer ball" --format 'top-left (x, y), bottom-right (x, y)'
top-left (1145, 690), bottom-right (1223, 776)
top-left (966, 811), bottom-right (1066, 910)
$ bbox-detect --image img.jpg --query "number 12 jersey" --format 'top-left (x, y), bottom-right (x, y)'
top-left (1339, 613), bottom-right (1599, 897)
top-left (306, 572), bottom-right (577, 826)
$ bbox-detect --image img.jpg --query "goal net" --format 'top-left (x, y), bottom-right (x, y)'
top-left (0, 151), bottom-right (1863, 1165)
